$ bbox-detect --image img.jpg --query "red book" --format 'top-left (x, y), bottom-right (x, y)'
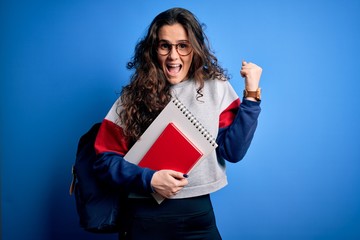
top-left (138, 123), bottom-right (203, 174)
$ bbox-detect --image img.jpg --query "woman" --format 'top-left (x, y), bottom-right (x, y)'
top-left (94, 7), bottom-right (262, 240)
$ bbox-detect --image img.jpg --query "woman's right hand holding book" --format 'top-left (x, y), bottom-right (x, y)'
top-left (151, 170), bottom-right (189, 198)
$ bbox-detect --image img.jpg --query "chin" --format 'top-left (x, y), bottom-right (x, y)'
top-left (166, 76), bottom-right (186, 85)
top-left (167, 79), bottom-right (182, 85)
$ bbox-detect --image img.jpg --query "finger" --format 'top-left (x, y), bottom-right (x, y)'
top-left (242, 60), bottom-right (254, 66)
top-left (177, 178), bottom-right (189, 187)
top-left (172, 185), bottom-right (186, 195)
top-left (172, 187), bottom-right (182, 194)
top-left (241, 64), bottom-right (254, 70)
top-left (168, 170), bottom-right (187, 180)
top-left (240, 69), bottom-right (247, 78)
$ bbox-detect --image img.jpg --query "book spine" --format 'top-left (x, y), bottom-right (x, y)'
top-left (172, 99), bottom-right (217, 147)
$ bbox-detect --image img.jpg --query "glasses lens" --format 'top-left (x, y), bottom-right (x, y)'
top-left (158, 42), bottom-right (171, 55)
top-left (177, 43), bottom-right (192, 56)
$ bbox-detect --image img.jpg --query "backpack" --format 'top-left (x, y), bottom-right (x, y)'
top-left (69, 123), bottom-right (128, 234)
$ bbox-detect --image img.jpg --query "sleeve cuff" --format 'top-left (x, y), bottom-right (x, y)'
top-left (142, 168), bottom-right (156, 193)
top-left (242, 98), bottom-right (261, 106)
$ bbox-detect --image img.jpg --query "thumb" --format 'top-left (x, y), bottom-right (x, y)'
top-left (242, 60), bottom-right (247, 66)
top-left (168, 170), bottom-right (186, 180)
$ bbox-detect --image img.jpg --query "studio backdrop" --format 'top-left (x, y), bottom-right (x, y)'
top-left (2, 0), bottom-right (360, 239)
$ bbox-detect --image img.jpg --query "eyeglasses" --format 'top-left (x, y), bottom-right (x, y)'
top-left (156, 41), bottom-right (193, 56)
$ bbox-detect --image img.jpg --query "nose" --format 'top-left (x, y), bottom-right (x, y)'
top-left (168, 45), bottom-right (179, 60)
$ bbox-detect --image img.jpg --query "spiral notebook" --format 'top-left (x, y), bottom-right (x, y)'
top-left (124, 98), bottom-right (218, 203)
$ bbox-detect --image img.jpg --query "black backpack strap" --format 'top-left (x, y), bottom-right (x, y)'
top-left (69, 123), bottom-right (101, 195)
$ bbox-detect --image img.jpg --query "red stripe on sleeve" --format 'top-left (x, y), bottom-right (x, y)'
top-left (94, 119), bottom-right (130, 155)
top-left (219, 98), bottom-right (241, 128)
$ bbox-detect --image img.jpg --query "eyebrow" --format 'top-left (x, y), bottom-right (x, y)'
top-left (158, 39), bottom-right (190, 43)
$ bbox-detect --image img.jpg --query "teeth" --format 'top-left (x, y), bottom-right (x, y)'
top-left (167, 64), bottom-right (181, 67)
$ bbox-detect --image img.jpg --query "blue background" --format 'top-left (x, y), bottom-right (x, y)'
top-left (2, 0), bottom-right (360, 239)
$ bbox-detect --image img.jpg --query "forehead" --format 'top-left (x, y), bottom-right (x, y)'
top-left (157, 23), bottom-right (189, 42)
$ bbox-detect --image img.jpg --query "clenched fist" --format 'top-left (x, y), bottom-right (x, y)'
top-left (240, 61), bottom-right (262, 92)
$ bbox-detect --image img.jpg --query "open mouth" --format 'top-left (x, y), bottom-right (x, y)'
top-left (166, 64), bottom-right (182, 75)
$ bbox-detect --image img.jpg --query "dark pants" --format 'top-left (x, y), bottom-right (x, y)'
top-left (121, 194), bottom-right (222, 240)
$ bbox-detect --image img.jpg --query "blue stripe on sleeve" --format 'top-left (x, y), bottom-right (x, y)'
top-left (216, 99), bottom-right (261, 163)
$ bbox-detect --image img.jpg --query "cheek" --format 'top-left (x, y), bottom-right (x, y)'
top-left (184, 55), bottom-right (194, 69)
top-left (157, 54), bottom-right (165, 67)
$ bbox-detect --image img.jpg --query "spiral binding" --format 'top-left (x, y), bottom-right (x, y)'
top-left (172, 98), bottom-right (217, 147)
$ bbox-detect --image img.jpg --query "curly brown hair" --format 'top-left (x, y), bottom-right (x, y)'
top-left (119, 8), bottom-right (228, 143)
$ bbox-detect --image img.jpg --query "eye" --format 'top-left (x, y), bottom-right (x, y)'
top-left (178, 43), bottom-right (189, 49)
top-left (160, 43), bottom-right (171, 50)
